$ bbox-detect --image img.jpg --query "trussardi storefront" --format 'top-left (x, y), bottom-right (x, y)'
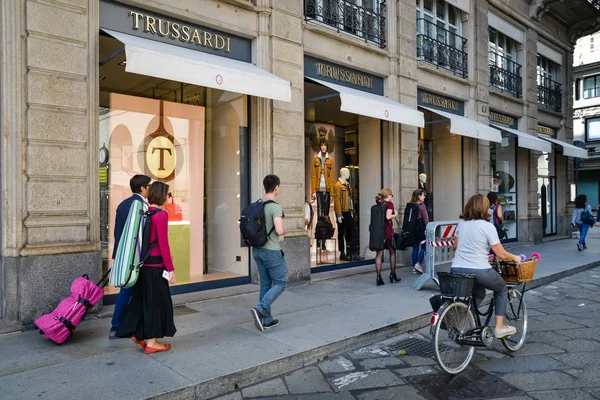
top-left (98, 1), bottom-right (291, 302)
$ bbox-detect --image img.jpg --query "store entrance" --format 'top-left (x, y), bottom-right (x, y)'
top-left (537, 151), bottom-right (556, 236)
top-left (419, 110), bottom-right (463, 222)
top-left (304, 80), bottom-right (381, 270)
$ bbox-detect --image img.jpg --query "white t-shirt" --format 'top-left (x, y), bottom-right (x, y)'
top-left (451, 219), bottom-right (500, 270)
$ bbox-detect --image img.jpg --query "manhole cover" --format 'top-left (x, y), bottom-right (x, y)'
top-left (173, 305), bottom-right (199, 317)
top-left (387, 337), bottom-right (448, 358)
top-left (407, 368), bottom-right (521, 400)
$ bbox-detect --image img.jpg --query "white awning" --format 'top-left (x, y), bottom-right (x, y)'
top-left (539, 136), bottom-right (589, 159)
top-left (421, 106), bottom-right (502, 143)
top-left (306, 77), bottom-right (424, 128)
top-left (490, 124), bottom-right (552, 152)
top-left (102, 29), bottom-right (291, 102)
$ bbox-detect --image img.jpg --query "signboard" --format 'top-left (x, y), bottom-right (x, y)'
top-left (417, 89), bottom-right (465, 116)
top-left (100, 0), bottom-right (251, 63)
top-left (304, 56), bottom-right (384, 95)
top-left (489, 111), bottom-right (518, 129)
top-left (537, 125), bottom-right (556, 137)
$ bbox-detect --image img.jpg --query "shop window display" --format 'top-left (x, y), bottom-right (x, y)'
top-left (99, 34), bottom-right (249, 295)
top-left (490, 137), bottom-right (518, 241)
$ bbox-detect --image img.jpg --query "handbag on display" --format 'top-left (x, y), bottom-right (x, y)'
top-left (503, 210), bottom-right (516, 221)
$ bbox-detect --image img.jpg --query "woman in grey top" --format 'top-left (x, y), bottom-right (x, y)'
top-left (571, 194), bottom-right (593, 251)
top-left (451, 194), bottom-right (522, 339)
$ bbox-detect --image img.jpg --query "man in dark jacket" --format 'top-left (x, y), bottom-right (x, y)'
top-left (109, 174), bottom-right (151, 338)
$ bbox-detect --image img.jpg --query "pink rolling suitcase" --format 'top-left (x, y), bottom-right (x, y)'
top-left (34, 273), bottom-right (108, 344)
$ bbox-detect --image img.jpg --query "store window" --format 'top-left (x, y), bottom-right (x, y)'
top-left (490, 137), bottom-right (518, 242)
top-left (583, 75), bottom-right (600, 99)
top-left (537, 151), bottom-right (556, 236)
top-left (99, 33), bottom-right (249, 295)
top-left (586, 117), bottom-right (600, 141)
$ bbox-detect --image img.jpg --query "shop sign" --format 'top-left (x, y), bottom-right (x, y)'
top-left (304, 56), bottom-right (384, 95)
top-left (417, 89), bottom-right (464, 115)
top-left (489, 111), bottom-right (517, 129)
top-left (537, 125), bottom-right (556, 137)
top-left (100, 0), bottom-right (251, 63)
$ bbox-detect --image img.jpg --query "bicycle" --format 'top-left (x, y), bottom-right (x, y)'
top-left (430, 259), bottom-right (534, 374)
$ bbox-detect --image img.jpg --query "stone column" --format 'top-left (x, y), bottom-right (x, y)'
top-left (398, 0), bottom-right (419, 206)
top-left (1, 0), bottom-right (100, 325)
top-left (251, 1), bottom-right (309, 284)
top-left (560, 51), bottom-right (576, 236)
top-left (473, 0), bottom-right (491, 197)
top-left (523, 28), bottom-right (543, 242)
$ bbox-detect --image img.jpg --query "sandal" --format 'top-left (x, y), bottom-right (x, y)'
top-left (131, 336), bottom-right (146, 349)
top-left (144, 343), bottom-right (171, 354)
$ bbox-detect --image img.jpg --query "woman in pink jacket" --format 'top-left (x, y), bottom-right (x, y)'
top-left (117, 181), bottom-right (177, 354)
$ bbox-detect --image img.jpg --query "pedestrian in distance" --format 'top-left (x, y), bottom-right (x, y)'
top-left (451, 194), bottom-right (522, 339)
top-left (251, 174), bottom-right (287, 332)
top-left (373, 188), bottom-right (399, 286)
top-left (596, 203), bottom-right (600, 228)
top-left (116, 181), bottom-right (177, 354)
top-left (109, 174), bottom-right (151, 339)
top-left (410, 189), bottom-right (429, 275)
top-left (572, 194), bottom-right (594, 251)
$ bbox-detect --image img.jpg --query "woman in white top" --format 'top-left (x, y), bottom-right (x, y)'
top-left (451, 194), bottom-right (522, 339)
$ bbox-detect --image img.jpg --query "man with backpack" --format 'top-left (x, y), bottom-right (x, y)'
top-left (109, 174), bottom-right (151, 339)
top-left (246, 174), bottom-right (287, 332)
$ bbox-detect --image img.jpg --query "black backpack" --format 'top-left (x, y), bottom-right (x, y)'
top-left (239, 199), bottom-right (276, 247)
top-left (368, 202), bottom-right (387, 251)
top-left (315, 216), bottom-right (335, 240)
top-left (401, 203), bottom-right (426, 246)
top-left (138, 208), bottom-right (163, 265)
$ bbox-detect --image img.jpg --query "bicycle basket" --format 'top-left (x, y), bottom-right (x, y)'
top-left (437, 272), bottom-right (476, 297)
top-left (501, 259), bottom-right (537, 283)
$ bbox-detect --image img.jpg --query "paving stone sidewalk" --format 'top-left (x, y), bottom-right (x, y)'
top-left (218, 266), bottom-right (600, 400)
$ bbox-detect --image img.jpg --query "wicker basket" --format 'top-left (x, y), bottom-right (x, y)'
top-left (438, 272), bottom-right (476, 297)
top-left (500, 259), bottom-right (537, 283)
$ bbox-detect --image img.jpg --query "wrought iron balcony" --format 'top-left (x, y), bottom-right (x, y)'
top-left (417, 18), bottom-right (468, 78)
top-left (488, 51), bottom-right (522, 98)
top-left (304, 0), bottom-right (387, 49)
top-left (538, 75), bottom-right (562, 112)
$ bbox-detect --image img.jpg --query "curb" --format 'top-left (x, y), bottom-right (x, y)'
top-left (145, 260), bottom-right (600, 400)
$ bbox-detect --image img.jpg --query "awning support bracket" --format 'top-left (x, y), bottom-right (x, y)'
top-left (305, 93), bottom-right (340, 103)
top-left (424, 119), bottom-right (451, 125)
top-left (99, 45), bottom-right (125, 67)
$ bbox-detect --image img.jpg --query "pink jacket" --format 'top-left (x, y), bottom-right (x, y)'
top-left (144, 207), bottom-right (174, 272)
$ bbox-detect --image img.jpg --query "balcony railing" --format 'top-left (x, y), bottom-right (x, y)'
top-left (304, 0), bottom-right (387, 49)
top-left (538, 75), bottom-right (562, 112)
top-left (488, 51), bottom-right (522, 98)
top-left (417, 18), bottom-right (468, 78)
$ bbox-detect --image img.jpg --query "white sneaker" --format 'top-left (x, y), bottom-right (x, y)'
top-left (413, 263), bottom-right (424, 274)
top-left (494, 325), bottom-right (517, 338)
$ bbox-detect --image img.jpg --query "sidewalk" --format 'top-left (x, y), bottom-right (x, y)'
top-left (0, 238), bottom-right (598, 400)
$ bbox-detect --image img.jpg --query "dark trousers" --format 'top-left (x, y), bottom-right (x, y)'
top-left (316, 191), bottom-right (330, 217)
top-left (110, 286), bottom-right (133, 332)
top-left (337, 211), bottom-right (357, 254)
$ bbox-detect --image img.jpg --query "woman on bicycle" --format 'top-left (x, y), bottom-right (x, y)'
top-left (451, 194), bottom-right (521, 339)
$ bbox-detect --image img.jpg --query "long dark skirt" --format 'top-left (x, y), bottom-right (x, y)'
top-left (116, 267), bottom-right (176, 340)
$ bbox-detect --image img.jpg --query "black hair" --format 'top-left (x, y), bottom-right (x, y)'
top-left (319, 137), bottom-right (328, 147)
top-left (487, 192), bottom-right (499, 206)
top-left (130, 174), bottom-right (151, 194)
top-left (575, 194), bottom-right (587, 209)
top-left (263, 174), bottom-right (280, 194)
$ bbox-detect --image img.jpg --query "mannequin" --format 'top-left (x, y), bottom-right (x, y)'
top-left (418, 173), bottom-right (433, 219)
top-left (418, 173), bottom-right (427, 191)
top-left (333, 167), bottom-right (358, 261)
top-left (311, 137), bottom-right (335, 250)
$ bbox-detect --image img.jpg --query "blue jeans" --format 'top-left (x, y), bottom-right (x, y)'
top-left (110, 286), bottom-right (133, 332)
top-left (412, 242), bottom-right (426, 266)
top-left (253, 247), bottom-right (288, 325)
top-left (578, 223), bottom-right (590, 248)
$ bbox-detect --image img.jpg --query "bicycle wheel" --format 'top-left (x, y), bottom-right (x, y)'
top-left (502, 288), bottom-right (527, 351)
top-left (432, 301), bottom-right (477, 374)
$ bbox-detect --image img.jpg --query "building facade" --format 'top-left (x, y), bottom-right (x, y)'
top-left (574, 33), bottom-right (600, 209)
top-left (1, 0), bottom-right (598, 326)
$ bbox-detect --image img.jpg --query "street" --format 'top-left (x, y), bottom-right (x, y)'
top-left (216, 266), bottom-right (600, 400)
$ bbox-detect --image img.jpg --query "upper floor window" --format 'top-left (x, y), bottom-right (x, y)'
top-left (304, 0), bottom-right (387, 48)
top-left (584, 75), bottom-right (600, 99)
top-left (537, 55), bottom-right (561, 112)
top-left (488, 28), bottom-right (522, 97)
top-left (416, 0), bottom-right (467, 77)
